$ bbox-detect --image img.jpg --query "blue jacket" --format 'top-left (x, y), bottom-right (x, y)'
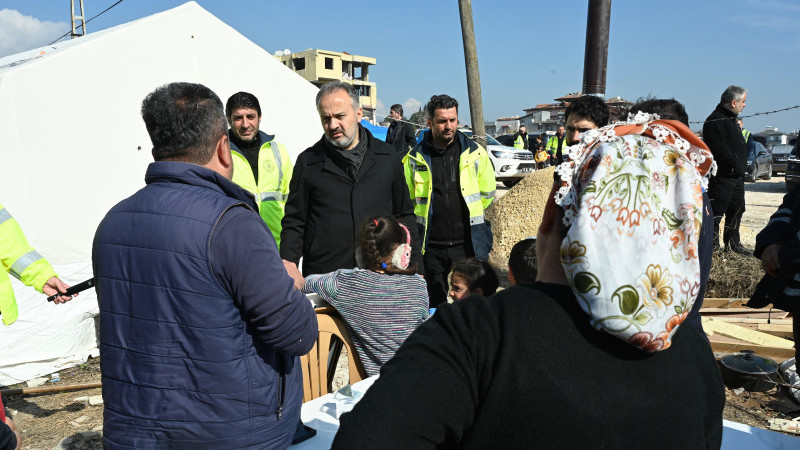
top-left (93, 162), bottom-right (317, 449)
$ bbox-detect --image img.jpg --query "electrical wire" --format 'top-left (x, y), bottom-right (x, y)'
top-left (47, 0), bottom-right (127, 45)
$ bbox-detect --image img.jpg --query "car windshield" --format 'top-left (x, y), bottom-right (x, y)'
top-left (772, 144), bottom-right (793, 155)
top-left (460, 130), bottom-right (502, 146)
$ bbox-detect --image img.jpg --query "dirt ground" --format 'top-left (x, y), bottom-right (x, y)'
top-left (2, 177), bottom-right (796, 448)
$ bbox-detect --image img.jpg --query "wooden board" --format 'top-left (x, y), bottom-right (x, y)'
top-left (700, 307), bottom-right (789, 316)
top-left (756, 324), bottom-right (795, 339)
top-left (704, 317), bottom-right (794, 325)
top-left (703, 318), bottom-right (794, 348)
top-left (702, 298), bottom-right (750, 308)
top-left (701, 312), bottom-right (789, 320)
top-left (709, 337), bottom-right (795, 363)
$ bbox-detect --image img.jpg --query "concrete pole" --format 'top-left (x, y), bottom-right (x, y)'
top-left (582, 0), bottom-right (612, 97)
top-left (458, 0), bottom-right (486, 147)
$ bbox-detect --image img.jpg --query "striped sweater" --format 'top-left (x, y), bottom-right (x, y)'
top-left (302, 269), bottom-right (429, 376)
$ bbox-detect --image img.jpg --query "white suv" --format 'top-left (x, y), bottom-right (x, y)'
top-left (415, 129), bottom-right (536, 187)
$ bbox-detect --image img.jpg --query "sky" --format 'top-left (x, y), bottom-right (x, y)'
top-left (1, 0), bottom-right (799, 134)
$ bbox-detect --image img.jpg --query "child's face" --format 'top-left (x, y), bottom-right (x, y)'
top-left (449, 273), bottom-right (471, 301)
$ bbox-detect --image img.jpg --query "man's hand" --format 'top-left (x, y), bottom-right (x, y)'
top-left (761, 244), bottom-right (782, 277)
top-left (42, 277), bottom-right (75, 304)
top-left (282, 260), bottom-right (305, 290)
top-left (5, 417), bottom-right (21, 450)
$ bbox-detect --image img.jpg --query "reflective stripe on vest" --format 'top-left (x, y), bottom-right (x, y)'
top-left (481, 190), bottom-right (495, 200)
top-left (259, 191), bottom-right (287, 202)
top-left (464, 193), bottom-right (481, 204)
top-left (0, 208), bottom-right (11, 226)
top-left (269, 141), bottom-right (284, 193)
top-left (9, 250), bottom-right (43, 280)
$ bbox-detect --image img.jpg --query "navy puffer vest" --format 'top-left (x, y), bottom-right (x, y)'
top-left (93, 162), bottom-right (299, 449)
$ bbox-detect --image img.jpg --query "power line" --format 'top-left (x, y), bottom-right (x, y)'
top-left (688, 104), bottom-right (800, 125)
top-left (48, 0), bottom-right (127, 46)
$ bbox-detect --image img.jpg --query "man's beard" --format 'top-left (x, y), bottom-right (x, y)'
top-left (325, 127), bottom-right (357, 149)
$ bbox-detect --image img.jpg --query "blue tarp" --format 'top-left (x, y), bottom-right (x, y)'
top-left (360, 119), bottom-right (388, 142)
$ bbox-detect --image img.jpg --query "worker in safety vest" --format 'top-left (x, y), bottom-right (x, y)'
top-left (0, 203), bottom-right (74, 325)
top-left (512, 125), bottom-right (528, 150)
top-left (546, 125), bottom-right (567, 165)
top-left (226, 92), bottom-right (293, 247)
top-left (737, 119), bottom-right (752, 145)
top-left (403, 94), bottom-right (496, 307)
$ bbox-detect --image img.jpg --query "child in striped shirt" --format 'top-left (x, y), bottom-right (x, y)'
top-left (302, 216), bottom-right (429, 376)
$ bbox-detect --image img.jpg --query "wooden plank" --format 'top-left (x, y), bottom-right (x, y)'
top-left (701, 312), bottom-right (789, 320)
top-left (700, 307), bottom-right (789, 316)
top-left (701, 298), bottom-right (750, 308)
top-left (756, 324), bottom-right (795, 339)
top-left (702, 318), bottom-right (794, 348)
top-left (708, 338), bottom-right (795, 363)
top-left (705, 317), bottom-right (794, 325)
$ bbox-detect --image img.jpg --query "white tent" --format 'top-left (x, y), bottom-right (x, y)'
top-left (0, 1), bottom-right (322, 385)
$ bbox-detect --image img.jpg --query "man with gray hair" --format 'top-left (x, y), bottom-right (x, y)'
top-left (280, 81), bottom-right (420, 285)
top-left (703, 85), bottom-right (749, 254)
top-left (93, 82), bottom-right (317, 448)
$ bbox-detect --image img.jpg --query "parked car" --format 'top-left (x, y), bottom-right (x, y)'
top-left (495, 134), bottom-right (515, 147)
top-left (771, 144), bottom-right (794, 175)
top-left (745, 141), bottom-right (772, 182)
top-left (415, 129), bottom-right (536, 187)
top-left (785, 156), bottom-right (800, 192)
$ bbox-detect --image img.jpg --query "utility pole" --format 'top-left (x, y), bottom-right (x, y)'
top-left (458, 0), bottom-right (486, 147)
top-left (71, 0), bottom-right (87, 39)
top-left (582, 0), bottom-right (611, 97)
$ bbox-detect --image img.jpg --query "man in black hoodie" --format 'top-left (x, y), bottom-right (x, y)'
top-left (703, 85), bottom-right (749, 254)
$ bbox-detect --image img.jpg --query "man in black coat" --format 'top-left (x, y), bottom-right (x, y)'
top-left (385, 103), bottom-right (416, 154)
top-left (703, 85), bottom-right (749, 254)
top-left (280, 82), bottom-right (420, 283)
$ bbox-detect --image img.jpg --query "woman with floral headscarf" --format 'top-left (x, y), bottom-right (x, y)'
top-left (333, 105), bottom-right (725, 449)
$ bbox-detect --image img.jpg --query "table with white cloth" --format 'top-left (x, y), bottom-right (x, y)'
top-left (292, 375), bottom-right (378, 449)
top-left (291, 373), bottom-right (797, 449)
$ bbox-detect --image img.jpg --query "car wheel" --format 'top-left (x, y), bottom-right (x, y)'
top-left (503, 179), bottom-right (520, 188)
top-left (747, 166), bottom-right (757, 182)
top-left (764, 163), bottom-right (772, 180)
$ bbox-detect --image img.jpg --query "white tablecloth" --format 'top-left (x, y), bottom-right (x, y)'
top-left (293, 376), bottom-right (378, 449)
top-left (292, 374), bottom-right (798, 448)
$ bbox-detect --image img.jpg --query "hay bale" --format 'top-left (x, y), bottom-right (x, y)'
top-left (486, 167), bottom-right (554, 268)
top-left (706, 251), bottom-right (764, 299)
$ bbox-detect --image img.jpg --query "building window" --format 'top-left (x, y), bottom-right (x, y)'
top-left (324, 57), bottom-right (333, 70)
top-left (358, 85), bottom-right (371, 97)
top-left (292, 57), bottom-right (305, 70)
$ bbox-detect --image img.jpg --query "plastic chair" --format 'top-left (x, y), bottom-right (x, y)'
top-left (300, 307), bottom-right (367, 402)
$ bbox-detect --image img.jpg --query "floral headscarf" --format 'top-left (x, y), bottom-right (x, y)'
top-left (554, 113), bottom-right (715, 352)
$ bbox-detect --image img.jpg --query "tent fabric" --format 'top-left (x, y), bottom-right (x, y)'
top-left (0, 1), bottom-right (322, 384)
top-left (360, 119), bottom-right (388, 142)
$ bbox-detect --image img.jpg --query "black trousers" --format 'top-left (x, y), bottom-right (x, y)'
top-left (707, 176), bottom-right (745, 248)
top-left (423, 243), bottom-right (472, 308)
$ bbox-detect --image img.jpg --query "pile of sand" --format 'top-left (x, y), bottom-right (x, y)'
top-left (486, 167), bottom-right (554, 268)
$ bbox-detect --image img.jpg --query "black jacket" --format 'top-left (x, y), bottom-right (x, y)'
top-left (334, 283), bottom-right (724, 449)
top-left (386, 120), bottom-right (416, 154)
top-left (703, 104), bottom-right (747, 177)
top-left (748, 186), bottom-right (800, 313)
top-left (280, 126), bottom-right (420, 276)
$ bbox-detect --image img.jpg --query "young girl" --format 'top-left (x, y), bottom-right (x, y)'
top-left (449, 258), bottom-right (499, 301)
top-left (302, 215), bottom-right (429, 377)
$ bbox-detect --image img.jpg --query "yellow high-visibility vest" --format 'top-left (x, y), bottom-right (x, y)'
top-left (230, 133), bottom-right (292, 247)
top-left (402, 138), bottom-right (495, 252)
top-left (0, 203), bottom-right (58, 325)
